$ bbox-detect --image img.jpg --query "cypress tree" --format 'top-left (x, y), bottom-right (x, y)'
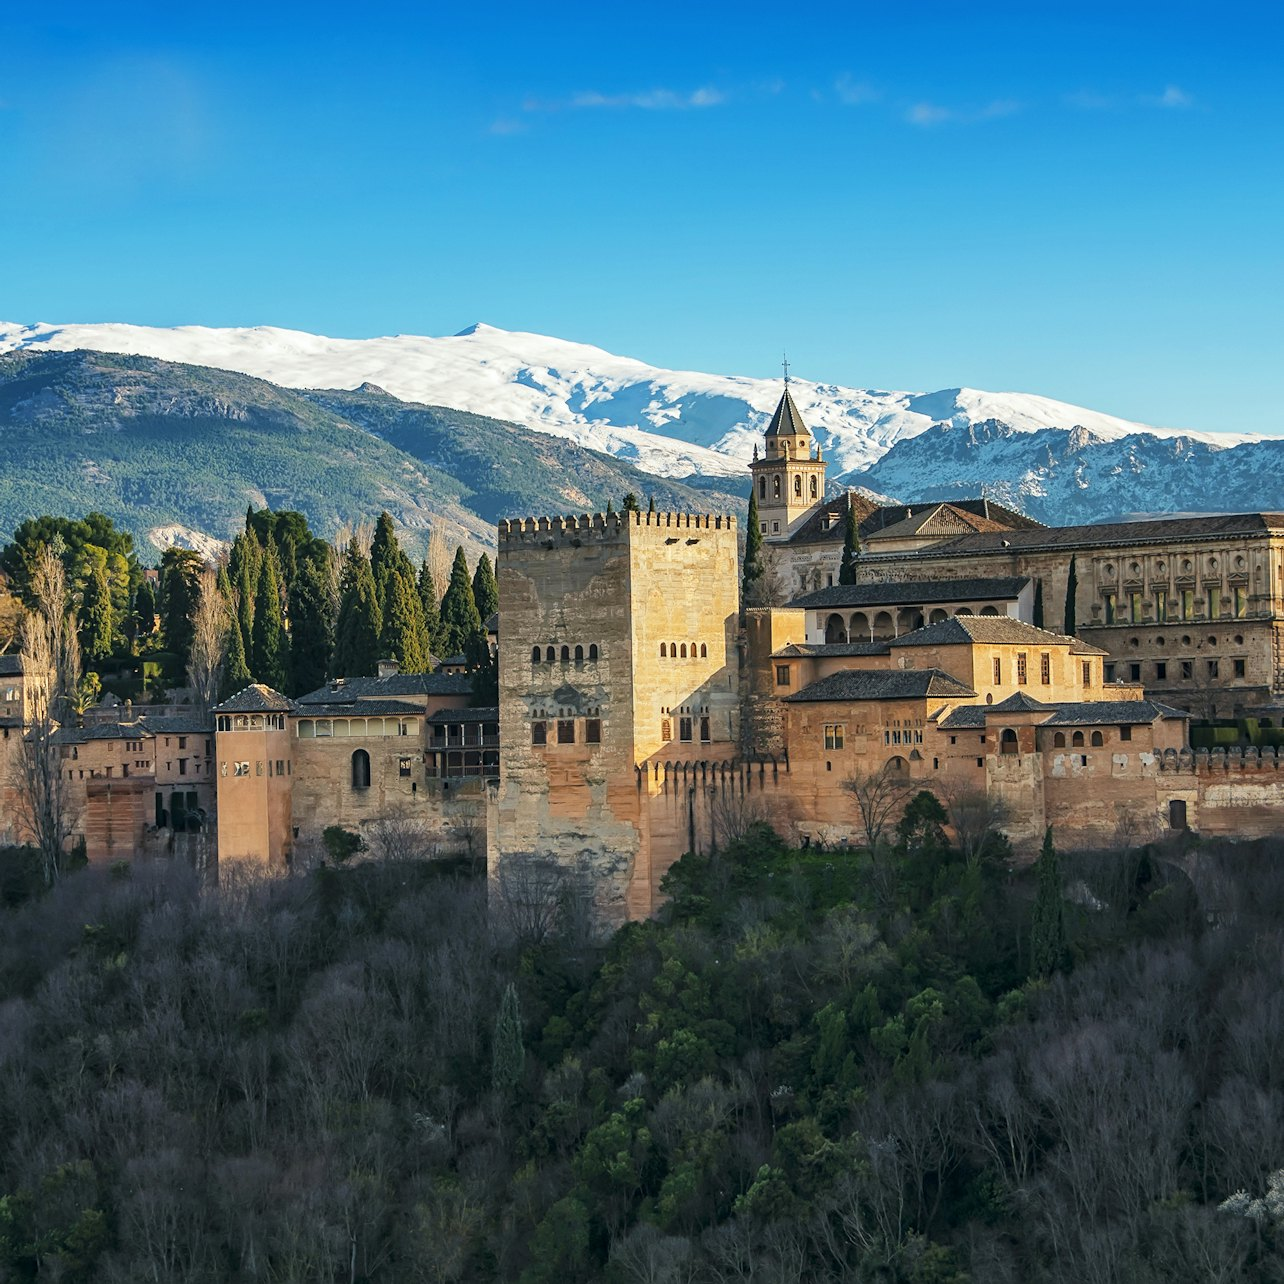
top-left (438, 546), bottom-right (483, 659)
top-left (1064, 556), bottom-right (1078, 635)
top-left (472, 552), bottom-right (499, 623)
top-left (418, 560), bottom-right (441, 658)
top-left (379, 569), bottom-right (431, 673)
top-left (370, 511), bottom-right (400, 608)
top-left (251, 545), bottom-right (289, 690)
top-left (605, 498), bottom-right (614, 515)
top-left (134, 580), bottom-right (157, 640)
top-left (288, 555), bottom-right (335, 696)
top-left (1030, 827), bottom-right (1067, 977)
top-left (159, 548), bottom-right (202, 671)
top-left (79, 558), bottom-right (114, 661)
top-left (229, 531), bottom-right (261, 660)
top-left (742, 491), bottom-right (765, 607)
top-left (622, 492), bottom-right (639, 512)
top-left (647, 495), bottom-right (656, 514)
top-left (331, 546), bottom-right (382, 678)
top-left (219, 616), bottom-right (252, 702)
top-left (1033, 579), bottom-right (1045, 629)
top-left (491, 981), bottom-right (525, 1098)
top-left (838, 499), bottom-right (862, 585)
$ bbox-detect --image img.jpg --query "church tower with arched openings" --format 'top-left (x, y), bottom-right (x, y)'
top-left (749, 374), bottom-right (827, 541)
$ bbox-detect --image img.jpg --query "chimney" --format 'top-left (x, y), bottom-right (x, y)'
top-left (377, 658), bottom-right (400, 679)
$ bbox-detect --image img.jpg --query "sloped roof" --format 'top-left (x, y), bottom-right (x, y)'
top-left (764, 386), bottom-right (810, 440)
top-left (296, 672), bottom-right (474, 705)
top-left (938, 698), bottom-right (1191, 729)
top-left (136, 715), bottom-right (214, 734)
top-left (427, 707), bottom-right (499, 724)
top-left (0, 655), bottom-right (23, 677)
top-left (789, 576), bottom-right (1029, 611)
top-left (785, 491), bottom-right (881, 546)
top-left (888, 616), bottom-right (1108, 655)
top-left (771, 641), bottom-right (893, 659)
top-left (294, 699), bottom-right (426, 718)
top-left (989, 691), bottom-right (1050, 713)
top-left (784, 493), bottom-right (1038, 548)
top-left (214, 684), bottom-right (295, 713)
top-left (863, 502), bottom-right (1016, 544)
top-left (785, 668), bottom-right (976, 703)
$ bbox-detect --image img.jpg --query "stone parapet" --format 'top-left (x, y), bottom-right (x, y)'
top-left (498, 511), bottom-right (734, 546)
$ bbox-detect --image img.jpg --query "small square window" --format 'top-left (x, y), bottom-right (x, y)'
top-left (557, 719), bottom-right (575, 744)
top-left (234, 761), bottom-right (249, 777)
top-left (399, 756), bottom-right (413, 777)
top-left (1119, 725), bottom-right (1132, 741)
top-left (531, 721), bottom-right (547, 746)
top-left (679, 717), bottom-right (693, 742)
top-left (585, 718), bottom-right (602, 744)
top-left (775, 664), bottom-right (791, 686)
top-left (1234, 658), bottom-right (1246, 678)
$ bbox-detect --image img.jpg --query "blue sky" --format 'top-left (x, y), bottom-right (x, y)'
top-left (1, 1), bottom-right (1280, 434)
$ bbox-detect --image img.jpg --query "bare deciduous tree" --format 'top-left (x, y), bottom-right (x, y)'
top-left (843, 763), bottom-right (914, 852)
top-left (187, 567), bottom-right (228, 715)
top-left (367, 813), bottom-right (438, 863)
top-left (492, 854), bottom-right (568, 947)
top-left (426, 526), bottom-right (452, 604)
top-left (941, 784), bottom-right (1012, 866)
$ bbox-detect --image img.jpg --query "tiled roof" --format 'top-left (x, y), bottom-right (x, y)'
top-left (789, 576), bottom-right (1030, 611)
top-left (868, 498), bottom-right (1042, 533)
top-left (785, 668), bottom-right (976, 703)
top-left (862, 503), bottom-right (1016, 543)
top-left (294, 699), bottom-right (426, 717)
top-left (989, 691), bottom-right (1050, 713)
top-left (296, 673), bottom-right (474, 704)
top-left (0, 655), bottom-right (23, 677)
top-left (135, 715), bottom-right (214, 735)
top-left (427, 706), bottom-right (499, 724)
top-left (938, 698), bottom-right (1191, 729)
top-left (888, 616), bottom-right (1108, 654)
top-left (214, 684), bottom-right (295, 713)
top-left (771, 641), bottom-right (892, 659)
top-left (764, 387), bottom-right (810, 439)
top-left (484, 612), bottom-right (499, 633)
top-left (784, 492), bottom-right (881, 546)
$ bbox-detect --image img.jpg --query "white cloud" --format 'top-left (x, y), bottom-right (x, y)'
top-left (1151, 84), bottom-right (1193, 109)
top-left (525, 86), bottom-right (727, 114)
top-left (835, 74), bottom-right (879, 106)
top-left (906, 99), bottom-right (1020, 127)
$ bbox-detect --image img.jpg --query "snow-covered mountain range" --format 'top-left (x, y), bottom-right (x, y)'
top-left (0, 319), bottom-right (1275, 524)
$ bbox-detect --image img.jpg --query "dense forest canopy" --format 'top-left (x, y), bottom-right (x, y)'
top-left (1, 814), bottom-right (1283, 1282)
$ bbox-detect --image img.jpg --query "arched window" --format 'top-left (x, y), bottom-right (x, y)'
top-left (660, 643), bottom-right (667, 657)
top-left (689, 641), bottom-right (697, 657)
top-left (1053, 731), bottom-right (1066, 748)
top-left (1000, 728), bottom-right (1018, 755)
top-left (887, 755), bottom-right (909, 776)
top-left (810, 476), bottom-right (818, 498)
top-left (980, 605), bottom-right (1000, 616)
top-left (545, 645), bottom-right (555, 663)
top-left (670, 641), bottom-right (677, 657)
top-left (680, 643), bottom-right (687, 658)
top-left (773, 476), bottom-right (781, 499)
top-left (929, 608), bottom-right (948, 624)
top-left (850, 611), bottom-right (870, 639)
top-left (1091, 730), bottom-right (1104, 747)
top-left (351, 749), bottom-right (371, 789)
top-left (759, 476), bottom-right (766, 499)
top-left (700, 643), bottom-right (707, 658)
top-left (589, 644), bottom-right (599, 661)
top-left (1072, 731), bottom-right (1085, 747)
top-left (793, 474), bottom-right (802, 497)
top-left (560, 645), bottom-right (570, 663)
top-left (825, 613), bottom-right (848, 644)
top-left (574, 644), bottom-right (584, 663)
top-left (531, 646), bottom-right (541, 663)
top-left (872, 611), bottom-right (894, 640)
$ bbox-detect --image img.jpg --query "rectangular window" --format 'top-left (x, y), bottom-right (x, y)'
top-left (276, 760), bottom-right (284, 775)
top-left (1207, 659), bottom-right (1219, 678)
top-left (775, 664), bottom-right (791, 687)
top-left (256, 761), bottom-right (264, 775)
top-left (557, 719), bottom-right (575, 744)
top-left (1104, 663), bottom-right (1116, 683)
top-left (1155, 661), bottom-right (1167, 680)
top-left (1155, 588), bottom-right (1167, 620)
top-left (1040, 653), bottom-right (1051, 685)
top-left (234, 761), bottom-right (249, 777)
top-left (1129, 592), bottom-right (1143, 623)
top-left (531, 721), bottom-right (547, 746)
top-left (699, 716), bottom-right (710, 742)
top-left (1103, 592), bottom-right (1116, 624)
top-left (1129, 663), bottom-right (1141, 682)
top-left (1234, 658), bottom-right (1246, 678)
top-left (824, 723), bottom-right (845, 750)
top-left (993, 657), bottom-right (1002, 684)
top-left (1236, 587), bottom-right (1248, 617)
top-left (1082, 661), bottom-right (1091, 685)
top-left (399, 757), bottom-right (413, 777)
top-left (178, 736), bottom-right (187, 750)
top-left (679, 717), bottom-right (693, 742)
top-left (1181, 589), bottom-right (1194, 620)
top-left (1119, 725), bottom-right (1132, 741)
top-left (1209, 586), bottom-right (1222, 618)
top-left (585, 718), bottom-right (602, 744)
top-left (661, 718), bottom-right (672, 742)
top-left (1181, 660), bottom-right (1193, 680)
top-left (178, 758), bottom-right (188, 775)
top-left (1017, 653), bottom-right (1028, 685)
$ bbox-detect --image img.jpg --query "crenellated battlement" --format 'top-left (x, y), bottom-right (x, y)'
top-left (497, 510), bottom-right (735, 545)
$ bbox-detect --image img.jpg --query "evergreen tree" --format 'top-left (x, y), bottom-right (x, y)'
top-left (229, 531), bottom-right (262, 661)
top-left (1030, 827), bottom-right (1067, 977)
top-left (134, 580), bottom-right (157, 641)
top-left (251, 545), bottom-right (290, 690)
top-left (219, 615), bottom-right (252, 702)
top-left (472, 553), bottom-right (499, 623)
top-left (742, 491), bottom-right (765, 608)
top-left (78, 558), bottom-right (114, 661)
top-left (838, 499), bottom-right (862, 585)
top-left (491, 981), bottom-right (525, 1098)
top-left (438, 546), bottom-right (483, 659)
top-left (159, 548), bottom-right (203, 670)
top-left (647, 495), bottom-right (656, 514)
top-left (418, 560), bottom-right (441, 658)
top-left (1064, 556), bottom-right (1078, 635)
top-left (605, 498), bottom-right (614, 515)
top-left (370, 511), bottom-right (401, 608)
top-left (288, 555), bottom-right (335, 696)
top-left (378, 569), bottom-right (431, 673)
top-left (622, 492), bottom-right (639, 512)
top-left (331, 545), bottom-right (382, 678)
top-left (1033, 579), bottom-right (1045, 629)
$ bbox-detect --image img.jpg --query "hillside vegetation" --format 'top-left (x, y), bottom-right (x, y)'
top-left (1, 816), bottom-right (1282, 1282)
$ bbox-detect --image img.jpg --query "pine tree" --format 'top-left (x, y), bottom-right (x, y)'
top-left (622, 492), bottom-right (639, 512)
top-left (79, 558), bottom-right (114, 661)
top-left (742, 491), bottom-right (765, 608)
top-left (288, 555), bottom-right (335, 696)
top-left (438, 546), bottom-right (483, 659)
top-left (1030, 827), bottom-right (1067, 977)
top-left (1064, 556), bottom-right (1078, 635)
top-left (491, 981), bottom-right (525, 1098)
top-left (331, 545), bottom-right (382, 678)
top-left (250, 545), bottom-right (289, 690)
top-left (472, 552), bottom-right (499, 623)
top-left (379, 569), bottom-right (431, 673)
top-left (418, 560), bottom-right (441, 658)
top-left (219, 616), bottom-right (252, 702)
top-left (838, 499), bottom-right (862, 585)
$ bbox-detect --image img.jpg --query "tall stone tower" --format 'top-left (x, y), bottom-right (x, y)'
top-left (493, 510), bottom-right (740, 925)
top-left (213, 685), bottom-right (295, 869)
top-left (749, 383), bottom-right (827, 541)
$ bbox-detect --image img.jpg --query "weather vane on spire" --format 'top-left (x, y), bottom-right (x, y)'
top-left (782, 353), bottom-right (791, 386)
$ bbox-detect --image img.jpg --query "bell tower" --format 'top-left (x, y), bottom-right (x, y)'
top-left (749, 366), bottom-right (826, 541)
